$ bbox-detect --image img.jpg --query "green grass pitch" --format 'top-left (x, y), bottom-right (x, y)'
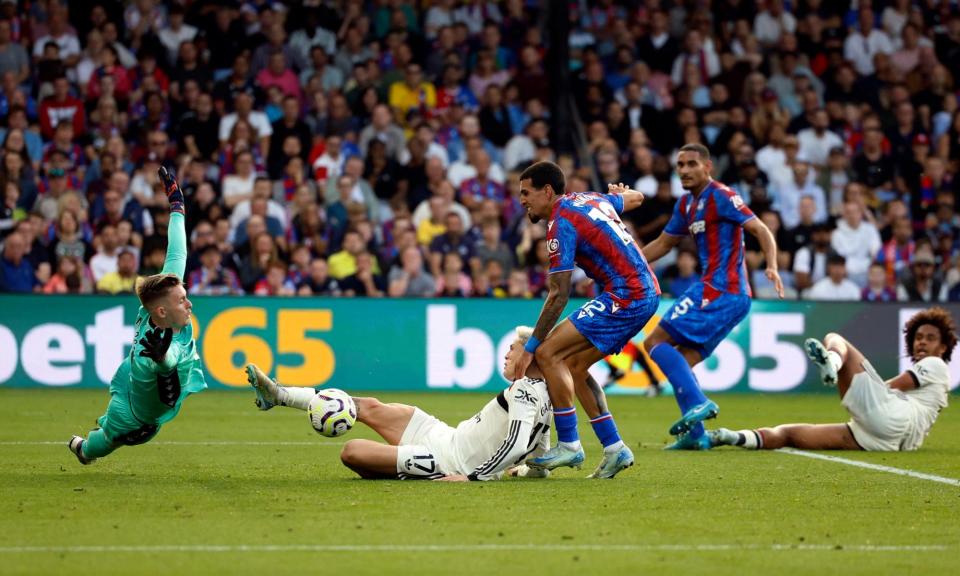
top-left (1, 389), bottom-right (958, 576)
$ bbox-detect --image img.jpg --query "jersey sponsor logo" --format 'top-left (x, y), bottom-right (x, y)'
top-left (577, 299), bottom-right (606, 319)
top-left (513, 388), bottom-right (537, 406)
top-left (690, 220), bottom-right (705, 234)
top-left (547, 238), bottom-right (559, 254)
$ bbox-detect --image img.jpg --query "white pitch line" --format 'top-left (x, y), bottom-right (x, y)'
top-left (0, 543), bottom-right (951, 554)
top-left (778, 448), bottom-right (960, 487)
top-left (0, 441), bottom-right (344, 447)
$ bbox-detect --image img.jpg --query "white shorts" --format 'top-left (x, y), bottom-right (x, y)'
top-left (842, 360), bottom-right (911, 451)
top-left (395, 408), bottom-right (458, 479)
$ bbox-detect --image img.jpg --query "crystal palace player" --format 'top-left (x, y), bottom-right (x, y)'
top-left (68, 168), bottom-right (207, 464)
top-left (712, 308), bottom-right (955, 451)
top-left (642, 144), bottom-right (783, 450)
top-left (511, 161), bottom-right (658, 479)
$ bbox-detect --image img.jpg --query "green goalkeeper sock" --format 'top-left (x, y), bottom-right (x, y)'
top-left (82, 429), bottom-right (118, 459)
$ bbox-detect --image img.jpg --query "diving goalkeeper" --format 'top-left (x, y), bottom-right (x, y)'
top-left (68, 168), bottom-right (207, 464)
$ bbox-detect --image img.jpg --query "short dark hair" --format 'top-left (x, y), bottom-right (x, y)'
top-left (136, 273), bottom-right (182, 309)
top-left (679, 143), bottom-right (711, 161)
top-left (519, 161), bottom-right (565, 195)
top-left (904, 307), bottom-right (958, 363)
top-left (827, 252), bottom-right (846, 266)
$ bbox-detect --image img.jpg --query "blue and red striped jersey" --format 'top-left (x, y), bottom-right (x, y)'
top-left (664, 180), bottom-right (756, 296)
top-left (546, 192), bottom-right (660, 302)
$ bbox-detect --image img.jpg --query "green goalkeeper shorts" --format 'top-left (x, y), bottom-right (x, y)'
top-left (95, 390), bottom-right (161, 446)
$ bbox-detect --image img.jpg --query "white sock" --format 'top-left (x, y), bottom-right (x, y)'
top-left (281, 386), bottom-right (315, 411)
top-left (559, 440), bottom-right (581, 451)
top-left (603, 440), bottom-right (625, 454)
top-left (735, 429), bottom-right (762, 449)
top-left (827, 351), bottom-right (843, 373)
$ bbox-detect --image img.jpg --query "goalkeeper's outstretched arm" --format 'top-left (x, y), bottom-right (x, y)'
top-left (158, 167), bottom-right (187, 280)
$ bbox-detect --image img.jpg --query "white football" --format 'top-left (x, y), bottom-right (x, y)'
top-left (307, 389), bottom-right (357, 437)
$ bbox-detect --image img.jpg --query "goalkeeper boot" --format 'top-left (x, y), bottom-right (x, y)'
top-left (247, 364), bottom-right (283, 410)
top-left (668, 399), bottom-right (719, 436)
top-left (664, 430), bottom-right (712, 451)
top-left (587, 445), bottom-right (634, 479)
top-left (804, 338), bottom-right (838, 387)
top-left (68, 436), bottom-right (95, 465)
top-left (526, 444), bottom-right (586, 471)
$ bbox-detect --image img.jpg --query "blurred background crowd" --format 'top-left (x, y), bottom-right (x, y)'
top-left (0, 0), bottom-right (959, 302)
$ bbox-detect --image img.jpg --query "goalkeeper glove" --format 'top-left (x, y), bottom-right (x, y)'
top-left (158, 166), bottom-right (185, 214)
top-left (139, 326), bottom-right (173, 364)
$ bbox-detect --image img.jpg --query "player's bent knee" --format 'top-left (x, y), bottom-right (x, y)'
top-left (533, 345), bottom-right (556, 366)
top-left (340, 440), bottom-right (365, 466)
top-left (643, 329), bottom-right (669, 353)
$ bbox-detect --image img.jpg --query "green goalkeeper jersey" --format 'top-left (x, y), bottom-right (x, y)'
top-left (112, 212), bottom-right (207, 425)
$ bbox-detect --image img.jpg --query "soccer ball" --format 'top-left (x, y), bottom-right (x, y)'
top-left (307, 389), bottom-right (357, 437)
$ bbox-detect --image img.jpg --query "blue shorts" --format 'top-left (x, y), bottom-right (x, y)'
top-left (659, 282), bottom-right (751, 358)
top-left (568, 293), bottom-right (660, 355)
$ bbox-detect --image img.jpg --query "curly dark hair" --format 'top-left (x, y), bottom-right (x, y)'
top-left (903, 307), bottom-right (958, 363)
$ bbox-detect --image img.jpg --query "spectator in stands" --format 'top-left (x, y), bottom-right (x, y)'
top-left (254, 259), bottom-right (296, 296)
top-left (794, 223), bottom-right (832, 296)
top-left (297, 257), bottom-right (342, 296)
top-left (808, 253), bottom-right (861, 301)
top-left (358, 104), bottom-right (406, 159)
top-left (340, 251), bottom-right (385, 298)
top-left (843, 7), bottom-right (894, 76)
top-left (428, 211), bottom-right (477, 279)
top-left (862, 262), bottom-right (898, 302)
top-left (898, 247), bottom-right (947, 302)
top-left (876, 216), bottom-right (916, 289)
top-left (387, 244), bottom-right (435, 297)
top-left (96, 248), bottom-right (137, 294)
top-left (773, 156), bottom-right (827, 230)
top-left (0, 231), bottom-right (39, 292)
top-left (831, 199), bottom-right (882, 287)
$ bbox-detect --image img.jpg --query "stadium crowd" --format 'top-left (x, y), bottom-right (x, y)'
top-left (0, 0), bottom-right (959, 302)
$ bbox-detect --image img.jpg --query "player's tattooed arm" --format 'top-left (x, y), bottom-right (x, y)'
top-left (532, 270), bottom-right (572, 343)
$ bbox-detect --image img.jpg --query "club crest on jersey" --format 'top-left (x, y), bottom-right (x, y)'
top-left (547, 239), bottom-right (559, 254)
top-left (690, 220), bottom-right (706, 234)
top-left (698, 199), bottom-right (706, 211)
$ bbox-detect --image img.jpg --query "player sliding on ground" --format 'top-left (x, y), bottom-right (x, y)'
top-left (711, 307), bottom-right (956, 451)
top-left (512, 161), bottom-right (658, 479)
top-left (247, 327), bottom-right (560, 481)
top-left (68, 168), bottom-right (206, 464)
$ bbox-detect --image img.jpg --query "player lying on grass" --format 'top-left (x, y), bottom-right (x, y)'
top-left (68, 168), bottom-right (207, 464)
top-left (711, 307), bottom-right (956, 451)
top-left (247, 327), bottom-right (585, 481)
